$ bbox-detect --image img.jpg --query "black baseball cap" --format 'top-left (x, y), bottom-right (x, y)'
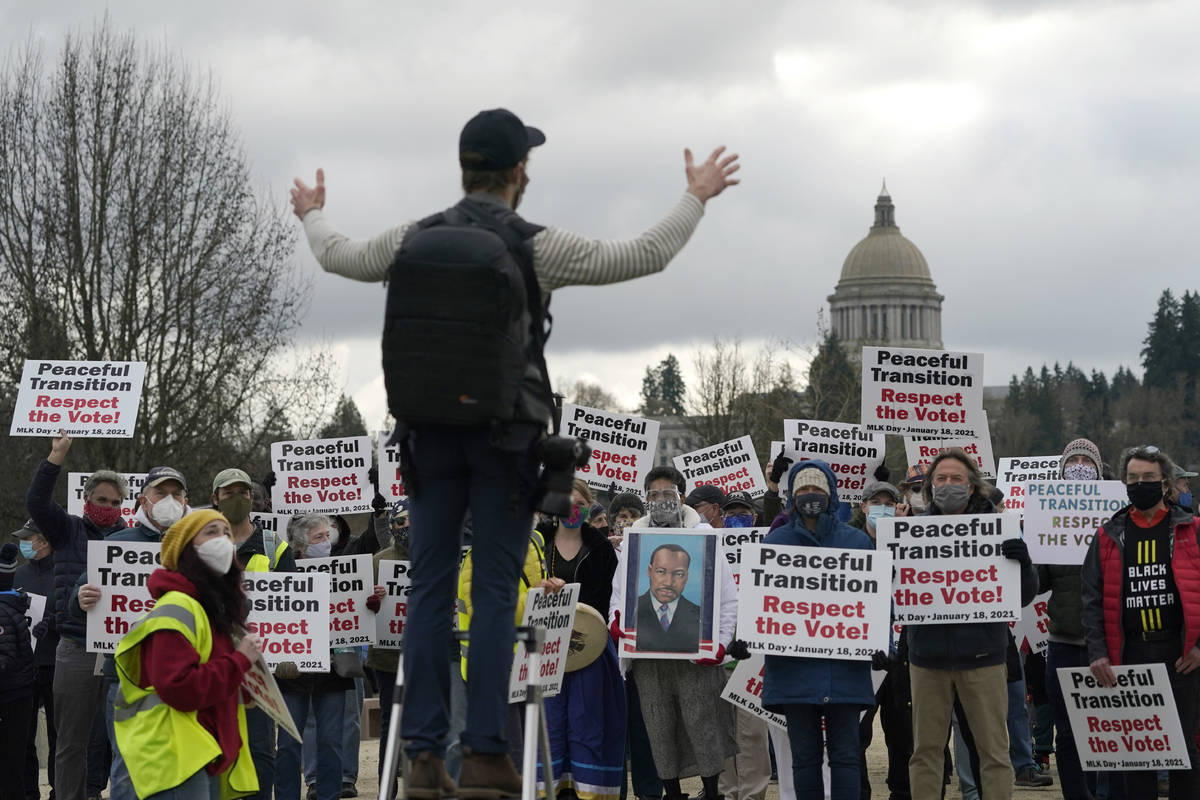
top-left (685, 485), bottom-right (726, 508)
top-left (459, 108), bottom-right (545, 170)
top-left (722, 491), bottom-right (756, 512)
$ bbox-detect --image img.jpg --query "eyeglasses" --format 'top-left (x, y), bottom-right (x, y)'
top-left (647, 489), bottom-right (680, 502)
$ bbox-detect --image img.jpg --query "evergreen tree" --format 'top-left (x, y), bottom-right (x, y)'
top-left (806, 331), bottom-right (861, 422)
top-left (1141, 290), bottom-right (1181, 388)
top-left (639, 354), bottom-right (687, 416)
top-left (318, 395), bottom-right (369, 439)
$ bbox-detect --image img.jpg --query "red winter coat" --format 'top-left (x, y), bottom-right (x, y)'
top-left (1080, 504), bottom-right (1200, 666)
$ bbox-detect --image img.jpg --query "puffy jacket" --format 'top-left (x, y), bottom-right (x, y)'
top-left (14, 554), bottom-right (58, 666)
top-left (1037, 564), bottom-right (1085, 644)
top-left (761, 460), bottom-right (877, 710)
top-left (457, 529), bottom-right (546, 679)
top-left (1080, 503), bottom-right (1200, 665)
top-left (0, 590), bottom-right (36, 703)
top-left (905, 492), bottom-right (1039, 670)
top-left (25, 459), bottom-right (126, 641)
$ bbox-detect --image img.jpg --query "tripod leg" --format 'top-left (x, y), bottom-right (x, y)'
top-left (379, 661), bottom-right (406, 800)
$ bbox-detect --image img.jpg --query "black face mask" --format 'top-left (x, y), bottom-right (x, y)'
top-left (1127, 481), bottom-right (1164, 511)
top-left (595, 525), bottom-right (610, 539)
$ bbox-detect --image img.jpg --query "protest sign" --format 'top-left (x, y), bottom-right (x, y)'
top-left (903, 411), bottom-right (996, 480)
top-left (562, 403), bottom-right (659, 494)
top-left (995, 456), bottom-right (1061, 516)
top-left (85, 541), bottom-right (160, 652)
top-left (721, 527), bottom-right (768, 586)
top-left (1011, 590), bottom-right (1051, 655)
top-left (270, 435), bottom-right (373, 514)
top-left (244, 572), bottom-right (331, 671)
top-left (1058, 664), bottom-right (1191, 771)
top-left (721, 654), bottom-right (788, 729)
top-left (375, 560), bottom-right (412, 649)
top-left (737, 544), bottom-right (892, 659)
top-left (248, 511), bottom-right (288, 540)
top-left (860, 347), bottom-right (984, 438)
top-left (617, 529), bottom-right (721, 659)
top-left (781, 420), bottom-right (886, 502)
top-left (877, 514), bottom-right (1022, 624)
top-left (508, 583), bottom-right (580, 703)
top-left (674, 436), bottom-right (766, 498)
top-left (25, 593), bottom-right (47, 651)
top-left (295, 554), bottom-right (376, 647)
top-left (241, 654), bottom-right (302, 742)
top-left (376, 430), bottom-right (405, 502)
top-left (67, 472), bottom-right (147, 527)
top-left (10, 359), bottom-right (147, 438)
top-left (1024, 481), bottom-right (1128, 565)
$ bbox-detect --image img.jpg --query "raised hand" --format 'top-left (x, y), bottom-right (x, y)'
top-left (48, 429), bottom-right (73, 466)
top-left (685, 146), bottom-right (740, 203)
top-left (290, 168), bottom-right (326, 220)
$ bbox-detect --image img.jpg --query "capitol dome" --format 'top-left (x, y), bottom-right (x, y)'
top-left (827, 183), bottom-right (944, 349)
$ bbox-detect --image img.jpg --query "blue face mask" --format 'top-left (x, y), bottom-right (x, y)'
top-left (866, 505), bottom-right (895, 528)
top-left (20, 540), bottom-right (37, 559)
top-left (1181, 492), bottom-right (1194, 509)
top-left (724, 513), bottom-right (755, 528)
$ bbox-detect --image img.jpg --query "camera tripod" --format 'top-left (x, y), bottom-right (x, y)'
top-left (378, 625), bottom-right (555, 800)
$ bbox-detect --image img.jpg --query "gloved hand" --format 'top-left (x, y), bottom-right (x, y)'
top-left (769, 450), bottom-right (794, 484)
top-left (695, 644), bottom-right (727, 666)
top-left (262, 471), bottom-right (276, 490)
top-left (609, 610), bottom-right (624, 643)
top-left (366, 594), bottom-right (382, 613)
top-left (873, 463), bottom-right (890, 482)
top-left (32, 619), bottom-right (49, 639)
top-left (727, 639), bottom-right (752, 660)
top-left (274, 661), bottom-right (300, 680)
top-left (371, 491), bottom-right (388, 514)
top-left (1001, 537), bottom-right (1031, 566)
top-left (368, 466), bottom-right (379, 488)
top-left (871, 650), bottom-right (892, 671)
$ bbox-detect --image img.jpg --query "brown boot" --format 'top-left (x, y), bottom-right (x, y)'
top-left (406, 751), bottom-right (457, 799)
top-left (457, 748), bottom-right (523, 799)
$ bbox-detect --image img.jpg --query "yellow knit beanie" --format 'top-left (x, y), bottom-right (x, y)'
top-left (161, 509), bottom-right (229, 571)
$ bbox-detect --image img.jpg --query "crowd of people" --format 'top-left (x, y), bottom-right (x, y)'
top-left (2, 431), bottom-right (1199, 800)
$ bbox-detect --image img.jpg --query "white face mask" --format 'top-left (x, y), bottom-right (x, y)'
top-left (306, 539), bottom-right (332, 559)
top-left (194, 536), bottom-right (235, 575)
top-left (148, 495), bottom-right (185, 529)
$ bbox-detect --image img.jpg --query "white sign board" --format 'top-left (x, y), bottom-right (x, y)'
top-left (1059, 664), bottom-right (1191, 771)
top-left (244, 572), bottom-right (332, 671)
top-left (270, 435), bottom-right (373, 514)
top-left (995, 456), bottom-right (1061, 516)
top-left (562, 403), bottom-right (660, 494)
top-left (903, 410), bottom-right (996, 480)
top-left (508, 584), bottom-right (580, 703)
top-left (295, 554), bottom-right (377, 647)
top-left (721, 654), bottom-right (788, 729)
top-left (674, 436), bottom-right (766, 498)
top-left (241, 654), bottom-right (303, 743)
top-left (860, 347), bottom-right (984, 438)
top-left (376, 430), bottom-right (405, 503)
top-left (25, 593), bottom-right (47, 650)
top-left (1023, 481), bottom-right (1128, 565)
top-left (10, 360), bottom-right (146, 437)
top-left (1011, 591), bottom-right (1051, 656)
top-left (374, 560), bottom-right (412, 649)
top-left (877, 514), bottom-right (1022, 624)
top-left (85, 541), bottom-right (160, 652)
top-left (721, 527), bottom-right (768, 587)
top-left (737, 544), bottom-right (892, 659)
top-left (780, 420), bottom-right (886, 503)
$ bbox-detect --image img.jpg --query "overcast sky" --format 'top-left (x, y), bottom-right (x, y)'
top-left (5, 0), bottom-right (1197, 428)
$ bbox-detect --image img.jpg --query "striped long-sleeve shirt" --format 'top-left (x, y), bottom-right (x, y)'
top-left (301, 191), bottom-right (706, 294)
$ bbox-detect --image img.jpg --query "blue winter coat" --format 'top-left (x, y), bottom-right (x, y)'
top-left (761, 459), bottom-right (878, 711)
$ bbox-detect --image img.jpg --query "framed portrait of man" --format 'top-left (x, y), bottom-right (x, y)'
top-left (619, 528), bottom-right (721, 659)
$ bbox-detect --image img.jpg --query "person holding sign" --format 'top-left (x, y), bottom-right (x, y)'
top-left (13, 520), bottom-right (59, 800)
top-left (906, 448), bottom-right (1038, 800)
top-left (759, 461), bottom-right (877, 800)
top-left (1081, 446), bottom-right (1200, 797)
top-left (111, 509), bottom-right (263, 800)
top-left (24, 432), bottom-right (129, 800)
top-left (0, 543), bottom-right (36, 800)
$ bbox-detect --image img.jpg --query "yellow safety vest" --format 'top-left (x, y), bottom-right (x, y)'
top-left (114, 591), bottom-right (258, 800)
top-left (243, 526), bottom-right (289, 573)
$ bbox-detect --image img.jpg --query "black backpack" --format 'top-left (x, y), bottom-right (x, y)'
top-left (381, 198), bottom-right (553, 428)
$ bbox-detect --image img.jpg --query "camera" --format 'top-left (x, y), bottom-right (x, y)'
top-left (533, 435), bottom-right (592, 516)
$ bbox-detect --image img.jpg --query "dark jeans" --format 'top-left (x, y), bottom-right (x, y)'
top-left (85, 708), bottom-right (109, 797)
top-left (1121, 641), bottom-right (1200, 800)
top-left (278, 690), bottom-right (344, 800)
top-left (52, 638), bottom-right (107, 800)
top-left (859, 670), bottom-right (912, 800)
top-left (1, 697), bottom-right (35, 800)
top-left (25, 665), bottom-right (55, 800)
top-left (401, 425), bottom-right (539, 758)
top-left (621, 673), bottom-right (663, 800)
top-left (244, 706), bottom-right (276, 800)
top-left (785, 703), bottom-right (861, 800)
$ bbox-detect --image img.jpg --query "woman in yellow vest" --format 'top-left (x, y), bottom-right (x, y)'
top-left (113, 509), bottom-right (264, 800)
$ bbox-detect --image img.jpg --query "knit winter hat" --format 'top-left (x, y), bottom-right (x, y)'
top-left (609, 492), bottom-right (646, 519)
top-left (791, 467), bottom-right (831, 496)
top-left (1060, 438), bottom-right (1103, 478)
top-left (161, 509), bottom-right (228, 571)
top-left (0, 543), bottom-right (18, 590)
